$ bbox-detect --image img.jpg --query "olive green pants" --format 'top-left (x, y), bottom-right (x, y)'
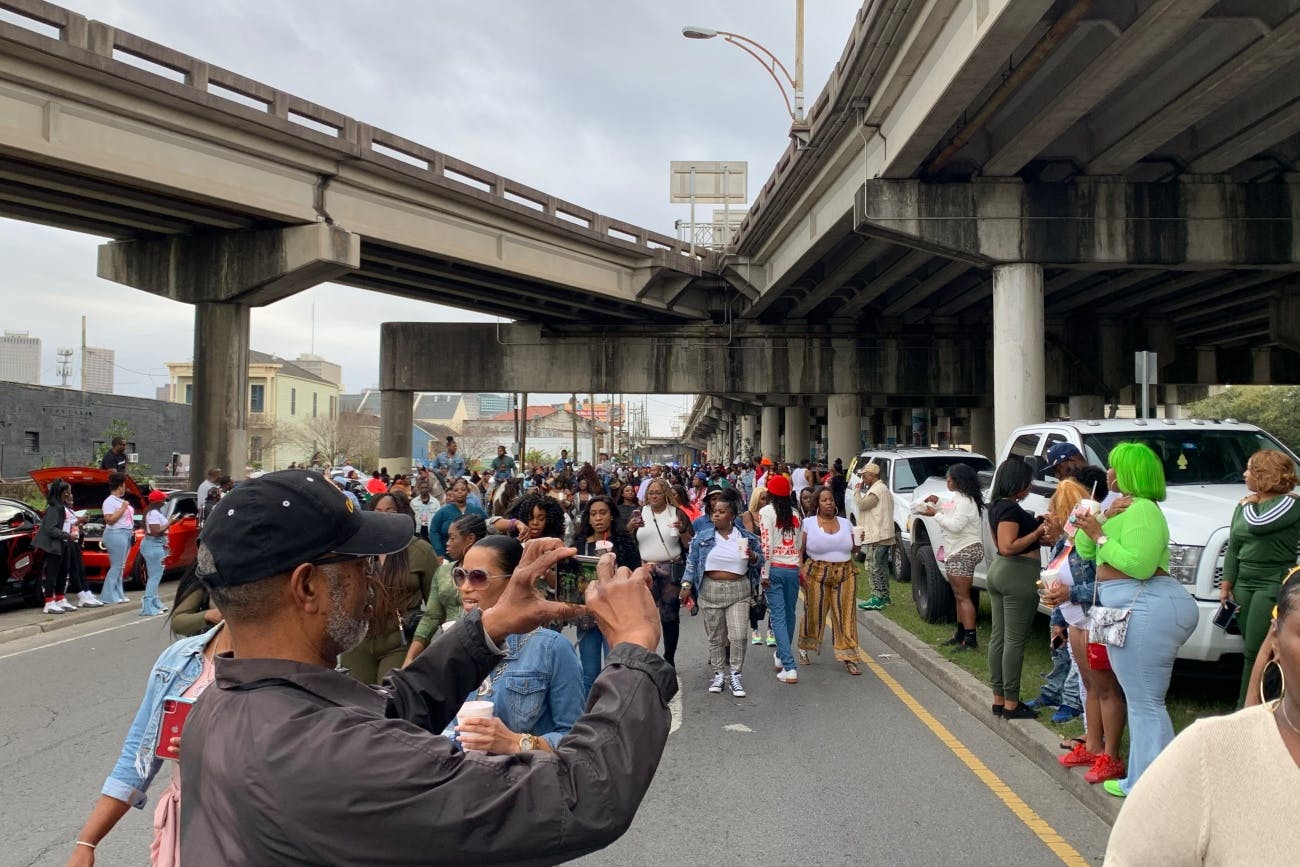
top-left (1233, 572), bottom-right (1282, 707)
top-left (987, 555), bottom-right (1040, 703)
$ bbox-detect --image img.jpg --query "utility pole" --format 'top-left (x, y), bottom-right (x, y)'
top-left (519, 392), bottom-right (528, 469)
top-left (590, 392), bottom-right (597, 464)
top-left (571, 393), bottom-right (579, 464)
top-left (56, 347), bottom-right (73, 387)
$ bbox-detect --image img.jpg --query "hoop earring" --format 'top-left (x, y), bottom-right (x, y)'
top-left (1260, 659), bottom-right (1285, 705)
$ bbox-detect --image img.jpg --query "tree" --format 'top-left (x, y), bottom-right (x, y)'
top-left (91, 418), bottom-right (153, 479)
top-left (282, 412), bottom-right (379, 470)
top-left (524, 448), bottom-right (554, 469)
top-left (452, 432), bottom-right (500, 471)
top-left (1184, 386), bottom-right (1300, 451)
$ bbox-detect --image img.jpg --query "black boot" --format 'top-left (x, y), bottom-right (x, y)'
top-left (959, 629), bottom-right (978, 650)
top-left (942, 623), bottom-right (965, 646)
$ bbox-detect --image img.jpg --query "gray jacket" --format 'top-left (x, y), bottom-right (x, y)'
top-left (179, 609), bottom-right (676, 866)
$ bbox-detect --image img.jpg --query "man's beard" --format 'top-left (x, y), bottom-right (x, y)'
top-left (326, 573), bottom-right (370, 654)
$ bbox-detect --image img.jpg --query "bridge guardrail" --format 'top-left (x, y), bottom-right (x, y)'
top-left (0, 0), bottom-right (711, 267)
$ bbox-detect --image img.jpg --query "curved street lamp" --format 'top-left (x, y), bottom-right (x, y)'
top-left (682, 0), bottom-right (805, 125)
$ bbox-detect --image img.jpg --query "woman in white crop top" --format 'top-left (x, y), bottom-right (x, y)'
top-left (99, 471), bottom-right (135, 604)
top-left (797, 487), bottom-right (866, 675)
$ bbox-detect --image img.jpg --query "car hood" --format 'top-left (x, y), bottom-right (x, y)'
top-left (29, 467), bottom-right (144, 511)
top-left (1160, 485), bottom-right (1244, 546)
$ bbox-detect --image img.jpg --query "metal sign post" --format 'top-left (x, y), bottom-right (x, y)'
top-left (670, 161), bottom-right (748, 252)
top-left (1135, 351), bottom-right (1158, 419)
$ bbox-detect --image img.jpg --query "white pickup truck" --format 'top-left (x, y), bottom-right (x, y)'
top-left (908, 419), bottom-right (1299, 663)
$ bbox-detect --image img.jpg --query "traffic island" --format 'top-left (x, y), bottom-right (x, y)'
top-left (0, 602), bottom-right (132, 645)
top-left (857, 608), bottom-right (1122, 827)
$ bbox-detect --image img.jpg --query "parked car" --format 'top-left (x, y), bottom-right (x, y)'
top-left (0, 497), bottom-right (44, 606)
top-left (845, 447), bottom-right (995, 583)
top-left (908, 419), bottom-right (1300, 662)
top-left (28, 468), bottom-right (200, 590)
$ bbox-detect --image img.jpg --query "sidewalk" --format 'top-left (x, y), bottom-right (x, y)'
top-left (857, 608), bottom-right (1122, 827)
top-left (0, 600), bottom-right (135, 645)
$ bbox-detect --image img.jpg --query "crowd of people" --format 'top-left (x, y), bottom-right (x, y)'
top-left (55, 431), bottom-right (1300, 864)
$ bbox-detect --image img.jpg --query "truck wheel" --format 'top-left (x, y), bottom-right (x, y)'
top-left (911, 544), bottom-right (956, 624)
top-left (893, 528), bottom-right (911, 584)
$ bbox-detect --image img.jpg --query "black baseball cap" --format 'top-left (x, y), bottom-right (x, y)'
top-left (198, 469), bottom-right (413, 588)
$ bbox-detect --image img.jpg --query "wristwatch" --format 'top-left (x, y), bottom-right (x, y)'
top-left (1095, 534), bottom-right (1109, 547)
top-left (518, 733), bottom-right (537, 752)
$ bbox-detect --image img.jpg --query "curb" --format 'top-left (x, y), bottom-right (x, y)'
top-left (858, 609), bottom-right (1122, 827)
top-left (0, 603), bottom-right (132, 646)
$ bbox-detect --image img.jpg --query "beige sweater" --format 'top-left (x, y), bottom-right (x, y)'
top-left (1104, 703), bottom-right (1300, 866)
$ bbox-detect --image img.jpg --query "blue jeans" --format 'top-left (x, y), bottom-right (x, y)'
top-left (576, 626), bottom-right (607, 698)
top-left (101, 527), bottom-right (133, 603)
top-left (766, 566), bottom-right (801, 671)
top-left (139, 536), bottom-right (167, 615)
top-left (1039, 641), bottom-right (1081, 709)
top-left (1099, 576), bottom-right (1198, 794)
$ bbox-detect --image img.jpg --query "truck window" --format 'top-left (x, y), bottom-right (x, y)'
top-left (1008, 433), bottom-right (1041, 460)
top-left (1081, 430), bottom-right (1294, 486)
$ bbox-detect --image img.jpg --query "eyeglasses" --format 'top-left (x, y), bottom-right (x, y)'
top-left (452, 567), bottom-right (510, 589)
top-left (313, 553), bottom-right (380, 579)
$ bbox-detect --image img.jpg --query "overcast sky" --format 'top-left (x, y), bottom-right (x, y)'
top-left (1, 0), bottom-right (864, 433)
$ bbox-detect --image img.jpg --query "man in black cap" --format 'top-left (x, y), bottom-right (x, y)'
top-left (1044, 442), bottom-right (1087, 481)
top-left (179, 469), bottom-right (674, 865)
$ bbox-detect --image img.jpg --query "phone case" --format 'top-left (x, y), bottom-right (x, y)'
top-left (155, 697), bottom-right (196, 760)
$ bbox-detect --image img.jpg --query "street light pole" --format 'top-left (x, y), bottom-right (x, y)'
top-left (683, 1), bottom-right (808, 143)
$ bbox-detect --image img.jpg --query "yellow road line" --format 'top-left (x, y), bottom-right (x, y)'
top-left (862, 655), bottom-right (1089, 867)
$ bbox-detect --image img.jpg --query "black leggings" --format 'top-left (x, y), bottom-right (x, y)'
top-left (661, 619), bottom-right (680, 668)
top-left (62, 542), bottom-right (87, 594)
top-left (42, 549), bottom-right (66, 600)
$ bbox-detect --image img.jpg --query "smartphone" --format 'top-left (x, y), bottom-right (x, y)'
top-left (1050, 632), bottom-right (1066, 650)
top-left (155, 697), bottom-right (196, 760)
top-left (1212, 599), bottom-right (1239, 631)
top-left (556, 554), bottom-right (601, 604)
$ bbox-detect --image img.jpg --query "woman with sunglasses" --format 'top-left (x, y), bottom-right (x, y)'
top-left (451, 536), bottom-right (585, 754)
top-left (339, 491), bottom-right (435, 685)
top-left (403, 513), bottom-right (487, 666)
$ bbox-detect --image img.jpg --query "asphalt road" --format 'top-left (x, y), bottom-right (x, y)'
top-left (1, 606), bottom-right (1112, 867)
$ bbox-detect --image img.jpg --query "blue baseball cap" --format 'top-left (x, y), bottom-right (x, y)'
top-left (1044, 443), bottom-right (1084, 470)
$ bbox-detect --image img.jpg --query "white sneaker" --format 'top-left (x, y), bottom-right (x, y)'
top-left (117, 596), bottom-right (132, 604)
top-left (728, 672), bottom-right (747, 697)
top-left (708, 672), bottom-right (725, 693)
top-left (78, 591), bottom-right (105, 607)
top-left (43, 601), bottom-right (65, 614)
top-left (777, 669), bottom-right (799, 684)
top-left (774, 651), bottom-right (782, 672)
top-left (55, 598), bottom-right (76, 611)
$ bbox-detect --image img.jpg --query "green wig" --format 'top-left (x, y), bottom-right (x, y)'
top-left (1110, 442), bottom-right (1166, 502)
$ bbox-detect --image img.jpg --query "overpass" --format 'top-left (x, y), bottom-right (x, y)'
top-left (5, 0), bottom-right (1300, 477)
top-left (0, 0), bottom-right (717, 482)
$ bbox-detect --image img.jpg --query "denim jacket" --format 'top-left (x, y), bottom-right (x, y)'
top-left (103, 625), bottom-right (221, 808)
top-left (683, 523), bottom-right (765, 593)
top-left (451, 628), bottom-right (584, 749)
top-left (1052, 538), bottom-right (1099, 613)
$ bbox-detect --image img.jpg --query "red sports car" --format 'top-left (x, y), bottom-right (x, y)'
top-left (29, 468), bottom-right (200, 588)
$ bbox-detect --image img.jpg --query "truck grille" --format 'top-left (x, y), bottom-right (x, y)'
top-left (1212, 541), bottom-right (1228, 590)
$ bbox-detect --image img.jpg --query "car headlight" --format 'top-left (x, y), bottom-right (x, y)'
top-left (1167, 544), bottom-right (1203, 585)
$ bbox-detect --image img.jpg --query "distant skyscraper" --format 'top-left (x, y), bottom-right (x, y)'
top-left (82, 346), bottom-right (115, 394)
top-left (0, 330), bottom-right (41, 384)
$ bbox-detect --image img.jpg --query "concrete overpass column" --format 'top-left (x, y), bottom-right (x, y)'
top-left (826, 395), bottom-right (860, 467)
top-left (993, 264), bottom-right (1045, 449)
top-left (970, 408), bottom-right (995, 458)
top-left (191, 302), bottom-right (250, 488)
top-left (740, 414), bottom-right (757, 462)
top-left (1068, 395), bottom-right (1106, 420)
top-left (1162, 386), bottom-right (1183, 420)
top-left (379, 391), bottom-right (414, 476)
top-left (760, 406), bottom-right (781, 460)
top-left (784, 406), bottom-right (810, 463)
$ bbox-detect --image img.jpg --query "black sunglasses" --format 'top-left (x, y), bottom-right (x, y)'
top-left (312, 553), bottom-right (380, 579)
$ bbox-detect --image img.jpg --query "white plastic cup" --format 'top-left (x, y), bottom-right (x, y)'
top-left (594, 540), bottom-right (613, 554)
top-left (457, 700), bottom-right (495, 722)
top-left (737, 538), bottom-right (749, 557)
top-left (1078, 499), bottom-right (1101, 516)
top-left (852, 526), bottom-right (866, 546)
top-left (1038, 568), bottom-right (1061, 598)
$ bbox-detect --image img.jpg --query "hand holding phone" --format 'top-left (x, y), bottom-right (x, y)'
top-left (1212, 599), bottom-right (1239, 631)
top-left (155, 697), bottom-right (196, 760)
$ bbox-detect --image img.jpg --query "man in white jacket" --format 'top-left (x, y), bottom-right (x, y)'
top-left (854, 462), bottom-right (895, 610)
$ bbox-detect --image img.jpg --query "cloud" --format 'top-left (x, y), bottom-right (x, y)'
top-left (6, 0), bottom-right (864, 432)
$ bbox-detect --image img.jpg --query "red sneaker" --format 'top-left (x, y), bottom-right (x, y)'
top-left (1058, 742), bottom-right (1098, 768)
top-left (1084, 754), bottom-right (1126, 784)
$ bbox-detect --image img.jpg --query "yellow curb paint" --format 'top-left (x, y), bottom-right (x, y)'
top-left (862, 655), bottom-right (1089, 867)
